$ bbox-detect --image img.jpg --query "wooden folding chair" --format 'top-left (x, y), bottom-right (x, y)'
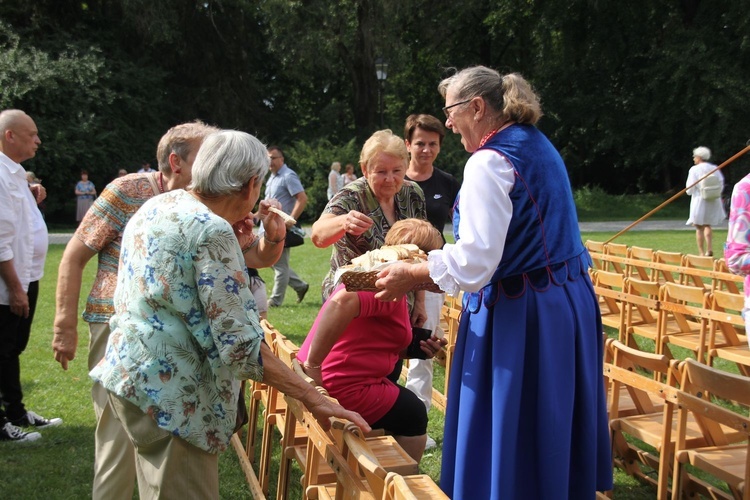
top-left (586, 240), bottom-right (607, 271)
top-left (275, 342), bottom-right (339, 500)
top-left (432, 291), bottom-right (463, 412)
top-left (383, 471), bottom-right (448, 500)
top-left (658, 282), bottom-right (721, 363)
top-left (713, 258), bottom-right (743, 294)
top-left (282, 396), bottom-right (373, 500)
top-left (670, 358), bottom-right (750, 500)
top-left (338, 424), bottom-right (439, 500)
top-left (258, 327), bottom-right (293, 494)
top-left (593, 270), bottom-right (627, 336)
top-left (604, 242), bottom-right (629, 275)
top-left (623, 277), bottom-right (661, 350)
top-left (680, 254), bottom-right (714, 290)
top-left (707, 289), bottom-right (750, 377)
top-left (628, 245), bottom-right (656, 281)
top-left (653, 250), bottom-right (684, 284)
top-left (603, 338), bottom-right (666, 420)
top-left (606, 339), bottom-right (681, 499)
top-left (244, 319), bottom-right (282, 467)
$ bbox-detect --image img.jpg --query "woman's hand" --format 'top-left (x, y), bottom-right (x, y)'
top-left (374, 261), bottom-right (428, 301)
top-left (232, 216), bottom-right (257, 250)
top-left (341, 210), bottom-right (373, 237)
top-left (303, 389), bottom-right (371, 434)
top-left (420, 335), bottom-right (448, 359)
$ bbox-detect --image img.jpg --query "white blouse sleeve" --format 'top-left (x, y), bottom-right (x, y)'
top-left (427, 149), bottom-right (515, 295)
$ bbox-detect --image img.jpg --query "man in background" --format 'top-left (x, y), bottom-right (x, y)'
top-left (265, 146), bottom-right (309, 306)
top-left (0, 109), bottom-right (61, 443)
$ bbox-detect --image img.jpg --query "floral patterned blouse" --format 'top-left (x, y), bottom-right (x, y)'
top-left (90, 189), bottom-right (264, 453)
top-left (725, 173), bottom-right (750, 309)
top-left (320, 177), bottom-right (426, 300)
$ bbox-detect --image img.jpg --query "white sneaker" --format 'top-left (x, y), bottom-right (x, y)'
top-left (425, 435), bottom-right (437, 450)
top-left (0, 421), bottom-right (41, 443)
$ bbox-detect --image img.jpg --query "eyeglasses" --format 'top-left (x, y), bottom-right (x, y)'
top-left (269, 156), bottom-right (283, 160)
top-left (442, 98), bottom-right (472, 119)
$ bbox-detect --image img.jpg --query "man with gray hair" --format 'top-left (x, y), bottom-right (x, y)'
top-left (0, 109), bottom-right (61, 443)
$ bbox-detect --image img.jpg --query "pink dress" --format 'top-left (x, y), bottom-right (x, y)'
top-left (297, 284), bottom-right (411, 423)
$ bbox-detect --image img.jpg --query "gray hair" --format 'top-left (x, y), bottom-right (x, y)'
top-left (438, 66), bottom-right (542, 125)
top-left (156, 120), bottom-right (219, 174)
top-left (693, 146), bottom-right (711, 161)
top-left (189, 130), bottom-right (270, 196)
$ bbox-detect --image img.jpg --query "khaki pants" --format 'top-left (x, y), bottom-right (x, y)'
top-left (89, 322), bottom-right (137, 500)
top-left (108, 392), bottom-right (219, 500)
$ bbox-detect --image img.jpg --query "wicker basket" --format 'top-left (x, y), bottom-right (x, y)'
top-left (337, 268), bottom-right (442, 293)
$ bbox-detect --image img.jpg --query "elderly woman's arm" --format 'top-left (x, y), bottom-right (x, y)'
top-left (311, 211), bottom-right (374, 248)
top-left (259, 341), bottom-right (370, 432)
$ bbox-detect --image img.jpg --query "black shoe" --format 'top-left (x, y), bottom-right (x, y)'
top-left (0, 421), bottom-right (41, 442)
top-left (12, 410), bottom-right (63, 429)
top-left (296, 284), bottom-right (309, 303)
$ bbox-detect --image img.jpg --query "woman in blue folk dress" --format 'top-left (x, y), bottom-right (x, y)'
top-left (374, 66), bottom-right (612, 499)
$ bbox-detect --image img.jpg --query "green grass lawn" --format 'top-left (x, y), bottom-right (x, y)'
top-left (0, 227), bottom-right (724, 499)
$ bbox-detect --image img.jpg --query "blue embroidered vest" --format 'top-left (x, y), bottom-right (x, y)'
top-left (453, 124), bottom-right (588, 309)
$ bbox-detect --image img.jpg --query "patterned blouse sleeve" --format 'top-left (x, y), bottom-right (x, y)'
top-left (725, 179), bottom-right (750, 277)
top-left (194, 223), bottom-right (265, 381)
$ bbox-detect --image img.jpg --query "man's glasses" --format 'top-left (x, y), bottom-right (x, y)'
top-left (442, 98), bottom-right (472, 119)
top-left (269, 156), bottom-right (283, 160)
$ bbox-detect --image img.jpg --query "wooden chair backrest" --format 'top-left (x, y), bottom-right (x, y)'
top-left (628, 246), bottom-right (656, 280)
top-left (680, 254), bottom-right (714, 289)
top-left (677, 358), bottom-right (750, 446)
top-left (653, 250), bottom-right (683, 283)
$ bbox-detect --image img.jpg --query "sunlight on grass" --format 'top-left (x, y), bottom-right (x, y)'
top-left (3, 226), bottom-right (735, 498)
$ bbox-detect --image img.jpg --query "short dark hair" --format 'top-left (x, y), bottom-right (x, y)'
top-left (404, 114), bottom-right (446, 144)
top-left (267, 145), bottom-right (284, 158)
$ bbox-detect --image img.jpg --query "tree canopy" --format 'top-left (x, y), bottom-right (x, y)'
top-left (1, 0), bottom-right (748, 223)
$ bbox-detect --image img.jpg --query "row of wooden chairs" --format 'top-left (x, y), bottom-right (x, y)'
top-left (430, 291), bottom-right (463, 413)
top-left (586, 240), bottom-right (743, 294)
top-left (233, 319), bottom-right (446, 499)
top-left (592, 269), bottom-right (750, 376)
top-left (605, 338), bottom-right (750, 499)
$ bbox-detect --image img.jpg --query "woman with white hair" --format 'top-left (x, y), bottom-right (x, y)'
top-left (90, 130), bottom-right (368, 499)
top-left (686, 145), bottom-right (725, 256)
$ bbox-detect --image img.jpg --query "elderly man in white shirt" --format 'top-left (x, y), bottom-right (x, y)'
top-left (0, 109), bottom-right (61, 444)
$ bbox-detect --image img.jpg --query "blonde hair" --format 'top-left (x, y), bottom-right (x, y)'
top-left (384, 218), bottom-right (443, 253)
top-left (438, 67), bottom-right (542, 125)
top-left (359, 129), bottom-right (408, 169)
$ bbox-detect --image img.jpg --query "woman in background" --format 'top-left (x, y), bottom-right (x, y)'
top-left (686, 146), bottom-right (725, 256)
top-left (327, 161), bottom-right (342, 200)
top-left (75, 170), bottom-right (96, 222)
top-left (342, 163), bottom-right (357, 186)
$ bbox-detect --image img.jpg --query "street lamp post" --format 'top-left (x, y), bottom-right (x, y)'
top-left (375, 57), bottom-right (388, 129)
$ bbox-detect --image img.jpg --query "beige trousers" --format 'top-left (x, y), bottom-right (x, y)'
top-left (89, 322), bottom-right (137, 500)
top-left (108, 392), bottom-right (219, 500)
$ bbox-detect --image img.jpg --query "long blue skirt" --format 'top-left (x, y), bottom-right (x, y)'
top-left (440, 261), bottom-right (613, 499)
